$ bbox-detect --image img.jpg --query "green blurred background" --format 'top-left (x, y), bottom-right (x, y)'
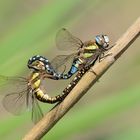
top-left (0, 0), bottom-right (140, 140)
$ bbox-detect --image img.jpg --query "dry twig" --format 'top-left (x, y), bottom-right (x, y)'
top-left (23, 17), bottom-right (140, 140)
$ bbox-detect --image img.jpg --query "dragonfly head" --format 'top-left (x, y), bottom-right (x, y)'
top-left (28, 55), bottom-right (54, 75)
top-left (95, 34), bottom-right (109, 49)
top-left (28, 55), bottom-right (47, 72)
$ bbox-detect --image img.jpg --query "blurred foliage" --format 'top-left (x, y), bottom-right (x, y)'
top-left (0, 0), bottom-right (140, 140)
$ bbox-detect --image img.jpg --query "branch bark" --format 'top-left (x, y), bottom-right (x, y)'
top-left (23, 17), bottom-right (140, 140)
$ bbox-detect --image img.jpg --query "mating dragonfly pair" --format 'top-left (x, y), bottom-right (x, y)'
top-left (0, 28), bottom-right (111, 123)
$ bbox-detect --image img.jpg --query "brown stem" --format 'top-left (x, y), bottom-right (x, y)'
top-left (23, 17), bottom-right (140, 140)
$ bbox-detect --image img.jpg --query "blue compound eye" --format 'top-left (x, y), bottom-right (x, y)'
top-left (95, 35), bottom-right (103, 46)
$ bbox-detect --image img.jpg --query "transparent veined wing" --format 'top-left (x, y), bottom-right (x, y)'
top-left (0, 75), bottom-right (31, 115)
top-left (51, 53), bottom-right (77, 74)
top-left (56, 28), bottom-right (83, 51)
top-left (0, 75), bottom-right (27, 83)
top-left (0, 75), bottom-right (44, 123)
top-left (2, 89), bottom-right (30, 115)
top-left (31, 94), bottom-right (44, 124)
top-left (0, 75), bottom-right (28, 95)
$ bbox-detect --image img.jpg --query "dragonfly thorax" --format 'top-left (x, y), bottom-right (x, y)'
top-left (82, 42), bottom-right (98, 59)
top-left (28, 72), bottom-right (41, 91)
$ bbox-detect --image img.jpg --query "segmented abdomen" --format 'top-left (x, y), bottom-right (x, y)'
top-left (34, 67), bottom-right (89, 104)
top-left (63, 66), bottom-right (90, 94)
top-left (35, 88), bottom-right (69, 104)
top-left (34, 64), bottom-right (91, 104)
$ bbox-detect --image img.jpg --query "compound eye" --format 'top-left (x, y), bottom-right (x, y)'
top-left (104, 35), bottom-right (109, 43)
top-left (95, 35), bottom-right (102, 46)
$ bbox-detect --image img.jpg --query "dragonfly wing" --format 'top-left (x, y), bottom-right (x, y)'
top-left (0, 75), bottom-right (43, 123)
top-left (0, 75), bottom-right (28, 95)
top-left (0, 75), bottom-right (27, 84)
top-left (2, 89), bottom-right (29, 115)
top-left (56, 28), bottom-right (83, 51)
top-left (51, 53), bottom-right (76, 73)
top-left (31, 95), bottom-right (44, 124)
top-left (0, 75), bottom-right (32, 115)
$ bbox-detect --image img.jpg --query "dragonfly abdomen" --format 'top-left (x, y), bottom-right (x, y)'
top-left (60, 66), bottom-right (78, 79)
top-left (34, 88), bottom-right (69, 104)
top-left (63, 68), bottom-right (88, 94)
top-left (59, 59), bottom-right (82, 80)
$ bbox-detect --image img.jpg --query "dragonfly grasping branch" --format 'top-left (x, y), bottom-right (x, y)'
top-left (23, 17), bottom-right (140, 140)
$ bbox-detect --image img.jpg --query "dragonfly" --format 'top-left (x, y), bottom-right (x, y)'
top-left (50, 28), bottom-right (111, 80)
top-left (27, 28), bottom-right (113, 98)
top-left (27, 28), bottom-right (111, 81)
top-left (1, 29), bottom-right (112, 124)
top-left (50, 28), bottom-right (113, 94)
top-left (1, 57), bottom-right (73, 124)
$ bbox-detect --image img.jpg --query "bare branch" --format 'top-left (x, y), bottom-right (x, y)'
top-left (23, 17), bottom-right (140, 140)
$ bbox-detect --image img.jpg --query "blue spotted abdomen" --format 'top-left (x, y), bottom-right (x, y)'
top-left (28, 55), bottom-right (69, 80)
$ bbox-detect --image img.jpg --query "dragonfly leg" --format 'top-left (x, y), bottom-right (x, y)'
top-left (108, 43), bottom-right (116, 49)
top-left (99, 53), bottom-right (112, 62)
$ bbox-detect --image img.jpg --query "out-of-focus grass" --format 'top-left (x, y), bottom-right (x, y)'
top-left (0, 0), bottom-right (140, 140)
top-left (106, 128), bottom-right (140, 140)
top-left (0, 0), bottom-right (102, 76)
top-left (43, 84), bottom-right (140, 140)
top-left (0, 115), bottom-right (29, 138)
top-left (0, 0), bottom-right (84, 75)
top-left (0, 104), bottom-right (51, 140)
top-left (1, 83), bottom-right (140, 139)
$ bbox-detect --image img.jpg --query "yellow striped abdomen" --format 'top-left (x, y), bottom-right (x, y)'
top-left (34, 88), bottom-right (67, 104)
top-left (30, 72), bottom-right (41, 89)
top-left (30, 72), bottom-right (68, 104)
